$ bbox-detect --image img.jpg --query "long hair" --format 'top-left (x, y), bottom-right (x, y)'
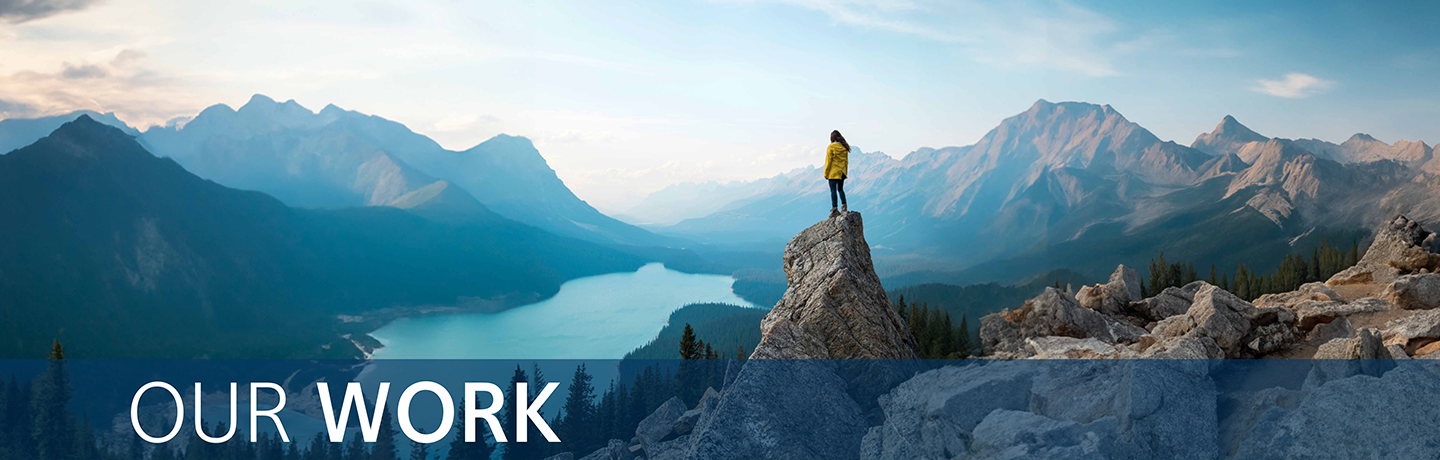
top-left (830, 130), bottom-right (850, 152)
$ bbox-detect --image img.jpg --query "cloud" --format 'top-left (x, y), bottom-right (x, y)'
top-left (1253, 73), bottom-right (1334, 99)
top-left (0, 49), bottom-right (200, 126)
top-left (0, 97), bottom-right (36, 118)
top-left (0, 0), bottom-right (102, 23)
top-left (720, 0), bottom-right (1131, 77)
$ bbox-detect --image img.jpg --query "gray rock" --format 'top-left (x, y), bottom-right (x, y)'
top-left (1236, 365), bottom-right (1440, 460)
top-left (722, 359), bottom-right (743, 390)
top-left (981, 288), bottom-right (1146, 357)
top-left (750, 212), bottom-right (919, 359)
top-left (1293, 297), bottom-right (1390, 329)
top-left (1382, 273), bottom-right (1440, 310)
top-left (866, 363), bottom-right (1035, 460)
top-left (543, 453), bottom-right (575, 460)
top-left (1139, 336), bottom-right (1225, 359)
top-left (1026, 336), bottom-right (1135, 359)
top-left (1153, 284), bottom-right (1300, 357)
top-left (1217, 386), bottom-right (1306, 457)
top-left (1329, 215), bottom-right (1440, 285)
top-left (1382, 309), bottom-right (1440, 349)
top-left (970, 410), bottom-right (1117, 460)
top-left (1254, 282), bottom-right (1347, 308)
top-left (643, 435), bottom-right (691, 460)
top-left (1307, 328), bottom-right (1389, 388)
top-left (635, 397), bottom-right (687, 447)
top-left (576, 439), bottom-right (631, 460)
top-left (685, 360), bottom-right (868, 460)
top-left (1133, 287), bottom-right (1193, 322)
top-left (672, 388), bottom-right (720, 435)
top-left (859, 426), bottom-right (883, 460)
top-left (1028, 360), bottom-right (1219, 460)
top-left (1076, 265), bottom-right (1140, 317)
top-left (1306, 316), bottom-right (1355, 343)
top-left (1387, 344), bottom-right (1411, 359)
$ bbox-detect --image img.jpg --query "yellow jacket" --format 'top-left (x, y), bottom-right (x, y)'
top-left (823, 142), bottom-right (848, 180)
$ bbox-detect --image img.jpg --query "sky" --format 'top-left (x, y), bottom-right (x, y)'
top-left (2, 0), bottom-right (1438, 211)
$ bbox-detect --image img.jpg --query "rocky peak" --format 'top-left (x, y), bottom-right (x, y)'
top-left (1191, 115), bottom-right (1269, 157)
top-left (1329, 215), bottom-right (1440, 285)
top-left (749, 212), bottom-right (920, 359)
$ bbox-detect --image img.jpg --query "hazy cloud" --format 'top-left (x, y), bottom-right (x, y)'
top-left (721, 0), bottom-right (1130, 77)
top-left (60, 63), bottom-right (107, 79)
top-left (0, 0), bottom-right (102, 23)
top-left (1253, 73), bottom-right (1334, 99)
top-left (0, 97), bottom-right (37, 118)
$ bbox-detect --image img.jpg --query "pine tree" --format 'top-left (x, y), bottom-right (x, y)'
top-left (31, 340), bottom-right (73, 460)
top-left (445, 396), bottom-right (492, 460)
top-left (306, 431), bottom-right (329, 460)
top-left (560, 364), bottom-right (596, 454)
top-left (345, 432), bottom-right (367, 460)
top-left (502, 366), bottom-right (536, 460)
top-left (409, 440), bottom-right (428, 460)
top-left (371, 409), bottom-right (398, 460)
top-left (678, 324), bottom-right (701, 360)
top-left (287, 440), bottom-right (301, 460)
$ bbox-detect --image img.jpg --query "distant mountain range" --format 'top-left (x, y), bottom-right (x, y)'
top-left (644, 100), bottom-right (1439, 284)
top-left (0, 116), bottom-right (648, 358)
top-left (0, 95), bottom-right (673, 247)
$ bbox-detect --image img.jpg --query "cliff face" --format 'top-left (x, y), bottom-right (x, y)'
top-left (750, 211), bottom-right (921, 360)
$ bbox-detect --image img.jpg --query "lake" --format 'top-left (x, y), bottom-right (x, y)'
top-left (369, 263), bottom-right (759, 360)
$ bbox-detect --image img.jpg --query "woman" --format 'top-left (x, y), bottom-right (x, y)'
top-left (824, 130), bottom-right (850, 218)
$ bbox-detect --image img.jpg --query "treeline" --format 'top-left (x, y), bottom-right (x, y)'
top-left (893, 296), bottom-right (974, 359)
top-left (1143, 239), bottom-right (1361, 301)
top-left (623, 303), bottom-right (763, 361)
top-left (0, 341), bottom-right (107, 460)
top-left (549, 324), bottom-right (735, 456)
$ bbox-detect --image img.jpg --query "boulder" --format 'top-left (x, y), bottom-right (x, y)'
top-left (1329, 215), bottom-right (1440, 285)
top-left (1381, 309), bottom-right (1440, 351)
top-left (1253, 282), bottom-right (1347, 308)
top-left (1028, 360), bottom-right (1219, 460)
top-left (577, 439), bottom-right (632, 460)
top-left (634, 397), bottom-right (687, 447)
top-left (543, 453), bottom-right (575, 460)
top-left (1313, 328), bottom-right (1385, 360)
top-left (1139, 336), bottom-right (1225, 359)
top-left (1307, 328), bottom-right (1389, 388)
top-left (1306, 316), bottom-right (1355, 343)
top-left (969, 410), bottom-right (1117, 460)
top-left (685, 360), bottom-right (868, 460)
top-left (1132, 286), bottom-right (1194, 322)
top-left (981, 288), bottom-right (1146, 357)
top-left (1382, 273), bottom-right (1440, 310)
top-left (750, 212), bottom-right (919, 359)
top-left (1236, 365), bottom-right (1440, 460)
top-left (1026, 336), bottom-right (1136, 359)
top-left (1075, 265), bottom-right (1141, 317)
top-left (1292, 297), bottom-right (1390, 329)
top-left (643, 435), bottom-right (692, 460)
top-left (671, 388), bottom-right (720, 435)
top-left (865, 363), bottom-right (1036, 460)
top-left (1152, 283), bottom-right (1299, 357)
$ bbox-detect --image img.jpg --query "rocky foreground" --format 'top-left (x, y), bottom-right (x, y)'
top-left (555, 213), bottom-right (1440, 460)
top-left (979, 214), bottom-right (1440, 360)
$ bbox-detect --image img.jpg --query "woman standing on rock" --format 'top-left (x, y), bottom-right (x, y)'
top-left (825, 130), bottom-right (850, 218)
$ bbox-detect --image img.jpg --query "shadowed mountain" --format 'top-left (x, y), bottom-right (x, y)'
top-left (0, 110), bottom-right (139, 153)
top-left (0, 116), bottom-right (646, 358)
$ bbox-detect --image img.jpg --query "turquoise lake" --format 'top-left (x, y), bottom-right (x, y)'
top-left (369, 263), bottom-right (760, 360)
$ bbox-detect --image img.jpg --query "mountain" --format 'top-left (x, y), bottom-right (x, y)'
top-left (0, 110), bottom-right (138, 153)
top-left (644, 100), bottom-right (1435, 286)
top-left (1191, 115), bottom-right (1269, 158)
top-left (130, 95), bottom-right (671, 246)
top-left (0, 116), bottom-right (646, 358)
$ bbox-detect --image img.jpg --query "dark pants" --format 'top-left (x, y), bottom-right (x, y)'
top-left (829, 178), bottom-right (846, 208)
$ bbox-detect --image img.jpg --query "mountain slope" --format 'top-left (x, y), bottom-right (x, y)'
top-left (0, 116), bottom-right (645, 358)
top-left (0, 110), bottom-right (139, 153)
top-left (646, 101), bottom-right (1433, 286)
top-left (135, 95), bottom-right (671, 246)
